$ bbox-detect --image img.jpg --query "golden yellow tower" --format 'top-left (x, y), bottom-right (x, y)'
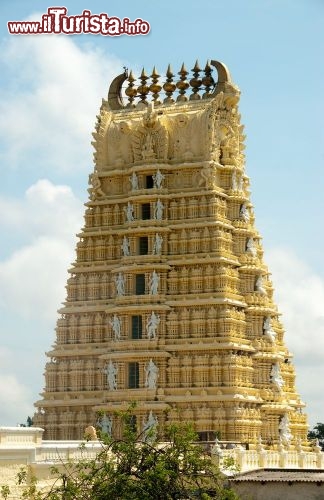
top-left (34, 59), bottom-right (308, 448)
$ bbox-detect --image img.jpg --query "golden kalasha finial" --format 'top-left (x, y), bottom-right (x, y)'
top-left (137, 68), bottom-right (150, 106)
top-left (149, 66), bottom-right (162, 106)
top-left (176, 63), bottom-right (189, 102)
top-left (163, 64), bottom-right (176, 104)
top-left (202, 60), bottom-right (215, 99)
top-left (189, 59), bottom-right (202, 100)
top-left (125, 70), bottom-right (137, 108)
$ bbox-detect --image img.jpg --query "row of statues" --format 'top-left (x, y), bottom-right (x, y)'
top-left (129, 169), bottom-right (165, 191)
top-left (109, 311), bottom-right (160, 341)
top-left (124, 199), bottom-right (165, 221)
top-left (121, 233), bottom-right (163, 256)
top-left (97, 410), bottom-right (158, 442)
top-left (115, 271), bottom-right (160, 296)
top-left (104, 358), bottom-right (159, 391)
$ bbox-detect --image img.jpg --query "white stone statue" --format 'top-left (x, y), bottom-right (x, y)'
top-left (246, 237), bottom-right (257, 257)
top-left (239, 203), bottom-right (249, 222)
top-left (210, 437), bottom-right (223, 457)
top-left (153, 169), bottom-right (165, 189)
top-left (238, 175), bottom-right (244, 192)
top-left (110, 314), bottom-right (122, 341)
top-left (124, 202), bottom-right (135, 222)
top-left (121, 236), bottom-right (130, 256)
top-left (153, 233), bottom-right (163, 255)
top-left (149, 271), bottom-right (160, 295)
top-left (145, 359), bottom-right (159, 389)
top-left (97, 414), bottom-right (112, 436)
top-left (129, 172), bottom-right (139, 190)
top-left (263, 316), bottom-right (276, 342)
top-left (255, 275), bottom-right (266, 295)
top-left (270, 363), bottom-right (284, 390)
top-left (279, 414), bottom-right (292, 444)
top-left (146, 311), bottom-right (160, 339)
top-left (105, 360), bottom-right (118, 391)
top-left (142, 411), bottom-right (158, 442)
top-left (115, 273), bottom-right (125, 296)
top-left (154, 199), bottom-right (164, 220)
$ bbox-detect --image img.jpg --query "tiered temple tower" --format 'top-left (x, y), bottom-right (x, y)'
top-left (34, 60), bottom-right (308, 448)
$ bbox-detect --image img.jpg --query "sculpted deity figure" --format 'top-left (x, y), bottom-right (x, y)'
top-left (153, 169), bottom-right (165, 189)
top-left (231, 171), bottom-right (238, 191)
top-left (239, 203), bottom-right (249, 222)
top-left (105, 360), bottom-right (118, 391)
top-left (97, 414), bottom-right (112, 436)
top-left (255, 275), bottom-right (266, 295)
top-left (145, 359), bottom-right (159, 389)
top-left (115, 273), bottom-right (125, 296)
top-left (88, 171), bottom-right (105, 200)
top-left (246, 237), bottom-right (257, 257)
top-left (153, 233), bottom-right (163, 255)
top-left (142, 411), bottom-right (158, 443)
top-left (279, 414), bottom-right (292, 444)
top-left (263, 316), bottom-right (276, 342)
top-left (129, 172), bottom-right (139, 190)
top-left (270, 363), bottom-right (284, 390)
top-left (154, 199), bottom-right (164, 220)
top-left (110, 314), bottom-right (121, 341)
top-left (124, 202), bottom-right (134, 222)
top-left (146, 311), bottom-right (160, 339)
top-left (149, 271), bottom-right (160, 295)
top-left (121, 236), bottom-right (130, 256)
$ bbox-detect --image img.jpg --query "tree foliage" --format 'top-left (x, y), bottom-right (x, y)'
top-left (3, 409), bottom-right (239, 499)
top-left (308, 422), bottom-right (324, 451)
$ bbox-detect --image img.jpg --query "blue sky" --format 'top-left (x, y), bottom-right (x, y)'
top-left (0, 0), bottom-right (323, 427)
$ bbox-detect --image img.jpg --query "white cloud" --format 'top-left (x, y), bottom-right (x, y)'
top-left (266, 246), bottom-right (324, 426)
top-left (0, 22), bottom-right (125, 173)
top-left (0, 179), bottom-right (83, 321)
top-left (0, 373), bottom-right (33, 425)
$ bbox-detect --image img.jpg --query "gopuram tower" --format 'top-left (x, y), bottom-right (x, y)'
top-left (34, 60), bottom-right (308, 448)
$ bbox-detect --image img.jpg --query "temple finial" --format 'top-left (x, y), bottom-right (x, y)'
top-left (189, 59), bottom-right (202, 100)
top-left (176, 63), bottom-right (189, 102)
top-left (163, 64), bottom-right (176, 104)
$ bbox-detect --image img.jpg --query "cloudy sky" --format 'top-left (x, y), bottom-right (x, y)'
top-left (0, 0), bottom-right (323, 427)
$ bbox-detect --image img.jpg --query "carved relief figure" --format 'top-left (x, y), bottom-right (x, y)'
top-left (142, 411), bottom-right (158, 442)
top-left (154, 199), bottom-right (164, 220)
top-left (279, 414), bottom-right (292, 444)
top-left (121, 236), bottom-right (130, 256)
top-left (246, 237), bottom-right (257, 257)
top-left (110, 314), bottom-right (122, 341)
top-left (124, 202), bottom-right (135, 222)
top-left (153, 169), bottom-right (165, 189)
top-left (270, 363), bottom-right (284, 390)
top-left (129, 172), bottom-right (139, 190)
top-left (131, 104), bottom-right (168, 162)
top-left (153, 234), bottom-right (163, 255)
top-left (239, 203), bottom-right (249, 222)
top-left (263, 316), bottom-right (276, 343)
top-left (149, 271), bottom-right (160, 295)
top-left (146, 312), bottom-right (160, 339)
top-left (97, 414), bottom-right (112, 436)
top-left (115, 273), bottom-right (125, 296)
top-left (145, 359), bottom-right (159, 389)
top-left (105, 360), bottom-right (118, 391)
top-left (88, 171), bottom-right (105, 200)
top-left (255, 275), bottom-right (266, 295)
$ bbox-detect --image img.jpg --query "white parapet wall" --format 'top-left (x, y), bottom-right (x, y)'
top-left (0, 427), bottom-right (323, 498)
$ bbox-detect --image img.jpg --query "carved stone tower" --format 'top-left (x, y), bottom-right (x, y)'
top-left (34, 60), bottom-right (308, 448)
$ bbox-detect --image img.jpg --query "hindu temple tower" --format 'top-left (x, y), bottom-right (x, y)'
top-left (34, 59), bottom-right (308, 448)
